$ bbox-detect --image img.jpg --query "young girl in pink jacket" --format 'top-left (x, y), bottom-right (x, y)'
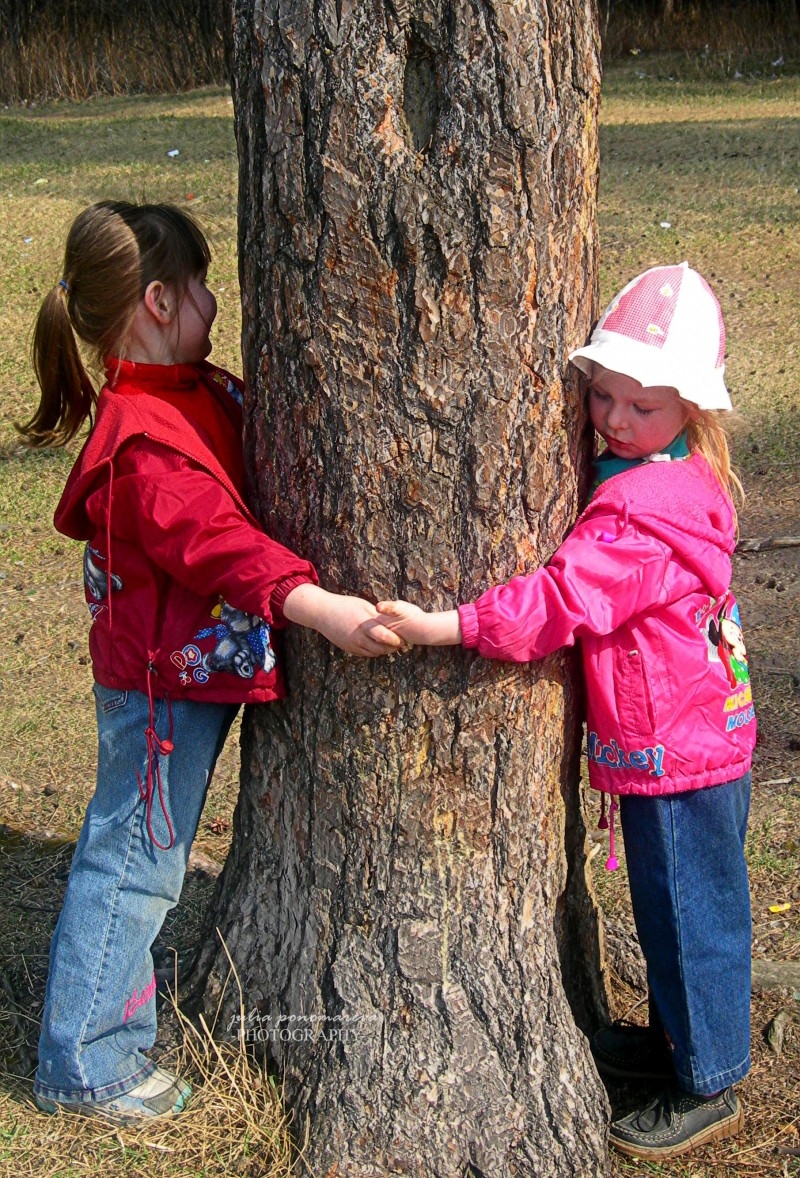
top-left (379, 263), bottom-right (755, 1162)
top-left (21, 201), bottom-right (399, 1124)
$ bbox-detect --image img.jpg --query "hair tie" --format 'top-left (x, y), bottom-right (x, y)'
top-left (58, 279), bottom-right (70, 293)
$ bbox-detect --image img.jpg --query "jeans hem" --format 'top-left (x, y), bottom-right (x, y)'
top-left (33, 1059), bottom-right (156, 1104)
top-left (674, 1052), bottom-right (751, 1096)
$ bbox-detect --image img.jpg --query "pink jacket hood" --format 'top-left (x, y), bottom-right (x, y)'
top-left (459, 454), bottom-right (756, 796)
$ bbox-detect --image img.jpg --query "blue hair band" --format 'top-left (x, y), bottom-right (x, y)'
top-left (58, 279), bottom-right (70, 293)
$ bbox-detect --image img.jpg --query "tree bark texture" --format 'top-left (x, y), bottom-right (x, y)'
top-left (198, 0), bottom-right (608, 1172)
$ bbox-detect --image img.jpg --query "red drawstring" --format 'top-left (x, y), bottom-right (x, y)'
top-left (136, 660), bottom-right (176, 850)
top-left (105, 460), bottom-right (115, 634)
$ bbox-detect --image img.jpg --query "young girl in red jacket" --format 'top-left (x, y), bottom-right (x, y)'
top-left (21, 200), bottom-right (400, 1123)
top-left (378, 264), bottom-right (756, 1161)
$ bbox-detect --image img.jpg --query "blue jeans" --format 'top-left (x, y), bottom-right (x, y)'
top-left (620, 772), bottom-right (752, 1096)
top-left (35, 684), bottom-right (237, 1103)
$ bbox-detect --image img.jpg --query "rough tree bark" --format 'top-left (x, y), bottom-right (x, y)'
top-left (196, 0), bottom-right (609, 1171)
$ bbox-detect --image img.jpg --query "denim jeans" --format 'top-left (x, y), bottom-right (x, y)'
top-left (620, 772), bottom-right (752, 1096)
top-left (35, 684), bottom-right (238, 1103)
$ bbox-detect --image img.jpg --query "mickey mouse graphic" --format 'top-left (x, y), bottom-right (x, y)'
top-left (698, 593), bottom-right (750, 689)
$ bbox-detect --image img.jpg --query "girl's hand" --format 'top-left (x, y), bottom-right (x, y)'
top-left (376, 601), bottom-right (462, 646)
top-left (283, 585), bottom-right (405, 657)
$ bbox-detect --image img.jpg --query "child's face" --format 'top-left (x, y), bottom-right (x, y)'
top-left (587, 369), bottom-right (690, 459)
top-left (169, 271), bottom-right (218, 364)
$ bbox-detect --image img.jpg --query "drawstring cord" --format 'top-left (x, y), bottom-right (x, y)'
top-left (136, 659), bottom-right (176, 850)
top-left (602, 793), bottom-right (619, 871)
top-left (101, 462), bottom-right (175, 850)
top-left (105, 460), bottom-right (115, 633)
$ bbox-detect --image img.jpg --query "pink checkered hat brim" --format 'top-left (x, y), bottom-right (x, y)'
top-left (569, 263), bottom-right (732, 411)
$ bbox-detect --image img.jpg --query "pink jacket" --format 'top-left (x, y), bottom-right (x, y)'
top-left (458, 454), bottom-right (756, 796)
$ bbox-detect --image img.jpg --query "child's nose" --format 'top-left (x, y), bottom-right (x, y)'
top-left (607, 402), bottom-right (627, 430)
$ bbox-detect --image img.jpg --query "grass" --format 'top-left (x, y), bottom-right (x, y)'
top-left (598, 68), bottom-right (800, 476)
top-left (0, 61), bottom-right (799, 1178)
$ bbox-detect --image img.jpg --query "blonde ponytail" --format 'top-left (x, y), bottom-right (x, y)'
top-left (685, 410), bottom-right (744, 529)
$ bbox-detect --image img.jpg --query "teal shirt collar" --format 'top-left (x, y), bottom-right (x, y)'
top-left (592, 432), bottom-right (690, 492)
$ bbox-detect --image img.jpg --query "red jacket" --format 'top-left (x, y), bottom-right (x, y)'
top-left (55, 359), bottom-right (317, 703)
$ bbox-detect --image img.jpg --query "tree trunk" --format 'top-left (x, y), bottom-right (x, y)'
top-left (196, 0), bottom-right (608, 1171)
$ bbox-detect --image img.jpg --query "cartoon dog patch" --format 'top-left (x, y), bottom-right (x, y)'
top-left (172, 602), bottom-right (276, 685)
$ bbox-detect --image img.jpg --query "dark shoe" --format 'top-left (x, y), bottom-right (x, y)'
top-left (609, 1086), bottom-right (744, 1160)
top-left (591, 1022), bottom-right (673, 1081)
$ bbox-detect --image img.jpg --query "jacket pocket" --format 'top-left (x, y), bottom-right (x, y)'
top-left (615, 647), bottom-right (657, 742)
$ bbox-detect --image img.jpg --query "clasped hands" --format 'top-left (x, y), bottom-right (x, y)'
top-left (282, 584), bottom-right (460, 658)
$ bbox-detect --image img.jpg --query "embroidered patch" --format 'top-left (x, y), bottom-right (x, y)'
top-left (123, 974), bottom-right (156, 1023)
top-left (209, 369), bottom-right (243, 406)
top-left (171, 601), bottom-right (276, 685)
top-left (587, 731), bottom-right (666, 777)
top-left (83, 543), bottom-right (123, 617)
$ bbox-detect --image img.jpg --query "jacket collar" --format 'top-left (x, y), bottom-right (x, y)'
top-left (104, 356), bottom-right (204, 395)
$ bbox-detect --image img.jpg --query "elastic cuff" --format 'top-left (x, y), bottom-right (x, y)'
top-left (270, 573), bottom-right (319, 626)
top-left (458, 603), bottom-right (480, 649)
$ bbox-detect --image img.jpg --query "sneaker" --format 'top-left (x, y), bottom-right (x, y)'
top-left (609, 1086), bottom-right (744, 1160)
top-left (35, 1066), bottom-right (192, 1123)
top-left (591, 1021), bottom-right (673, 1081)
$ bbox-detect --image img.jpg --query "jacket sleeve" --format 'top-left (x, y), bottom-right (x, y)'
top-left (95, 441), bottom-right (317, 626)
top-left (458, 510), bottom-right (675, 663)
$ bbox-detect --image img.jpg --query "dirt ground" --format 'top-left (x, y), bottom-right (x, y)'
top-left (0, 472), bottom-right (798, 1176)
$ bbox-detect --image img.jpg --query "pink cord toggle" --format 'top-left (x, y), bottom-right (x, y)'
top-left (598, 793), bottom-right (609, 830)
top-left (600, 530), bottom-right (617, 543)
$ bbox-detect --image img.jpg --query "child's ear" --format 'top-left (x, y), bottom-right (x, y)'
top-left (143, 280), bottom-right (175, 324)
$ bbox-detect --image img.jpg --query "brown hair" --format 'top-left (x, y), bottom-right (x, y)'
top-left (19, 201), bottom-right (212, 448)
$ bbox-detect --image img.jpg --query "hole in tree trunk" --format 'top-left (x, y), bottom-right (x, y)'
top-left (403, 33), bottom-right (438, 152)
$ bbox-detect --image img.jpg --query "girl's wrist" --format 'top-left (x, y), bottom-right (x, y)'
top-left (282, 583), bottom-right (328, 631)
top-left (426, 609), bottom-right (462, 645)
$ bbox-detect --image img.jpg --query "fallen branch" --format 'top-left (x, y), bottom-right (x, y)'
top-left (736, 535), bottom-right (800, 552)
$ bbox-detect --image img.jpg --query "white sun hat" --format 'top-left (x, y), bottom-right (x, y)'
top-left (569, 262), bottom-right (732, 411)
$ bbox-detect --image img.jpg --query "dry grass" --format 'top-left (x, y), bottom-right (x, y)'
top-left (601, 0), bottom-right (800, 77)
top-left (0, 0), bottom-right (229, 104)
top-left (1, 940), bottom-right (299, 1177)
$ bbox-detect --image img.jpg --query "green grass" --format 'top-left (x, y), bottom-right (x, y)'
top-left (597, 69), bottom-right (800, 476)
